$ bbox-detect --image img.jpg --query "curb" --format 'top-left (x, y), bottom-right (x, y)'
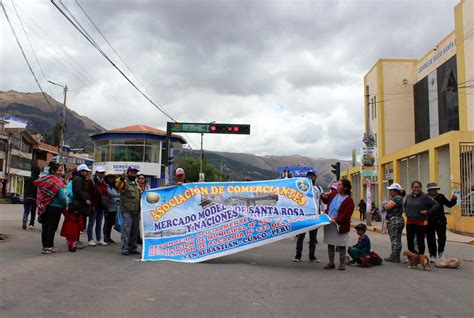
top-left (350, 223), bottom-right (474, 245)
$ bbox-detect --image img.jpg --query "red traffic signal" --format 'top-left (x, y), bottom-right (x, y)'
top-left (208, 124), bottom-right (250, 135)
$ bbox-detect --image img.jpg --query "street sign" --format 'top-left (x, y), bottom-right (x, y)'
top-left (170, 122), bottom-right (210, 133)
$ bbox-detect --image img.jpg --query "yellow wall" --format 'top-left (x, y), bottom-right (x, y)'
top-left (382, 60), bottom-right (417, 154)
top-left (455, 0), bottom-right (473, 131)
top-left (376, 131), bottom-right (474, 234)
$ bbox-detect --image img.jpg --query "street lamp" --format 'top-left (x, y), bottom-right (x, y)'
top-left (47, 80), bottom-right (68, 148)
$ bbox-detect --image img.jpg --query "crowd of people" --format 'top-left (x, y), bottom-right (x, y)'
top-left (293, 171), bottom-right (457, 269)
top-left (25, 161), bottom-right (162, 255)
top-left (22, 162), bottom-right (456, 267)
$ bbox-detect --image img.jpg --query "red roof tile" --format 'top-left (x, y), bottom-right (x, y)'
top-left (109, 125), bottom-right (167, 134)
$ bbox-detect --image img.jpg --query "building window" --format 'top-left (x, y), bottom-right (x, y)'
top-left (0, 139), bottom-right (6, 152)
top-left (460, 144), bottom-right (474, 216)
top-left (371, 96), bottom-right (377, 120)
top-left (437, 55), bottom-right (459, 134)
top-left (10, 155), bottom-right (32, 171)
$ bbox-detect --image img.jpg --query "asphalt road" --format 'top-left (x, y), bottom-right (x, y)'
top-left (1, 204), bottom-right (473, 318)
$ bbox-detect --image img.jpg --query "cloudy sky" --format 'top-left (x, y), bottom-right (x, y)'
top-left (0, 0), bottom-right (459, 159)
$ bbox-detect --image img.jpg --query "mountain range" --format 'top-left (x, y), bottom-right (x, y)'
top-left (0, 90), bottom-right (103, 149)
top-left (0, 90), bottom-right (350, 184)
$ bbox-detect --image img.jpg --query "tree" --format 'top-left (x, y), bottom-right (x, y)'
top-left (44, 122), bottom-right (62, 147)
top-left (176, 157), bottom-right (229, 182)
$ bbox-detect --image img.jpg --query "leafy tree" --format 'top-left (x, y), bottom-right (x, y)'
top-left (176, 157), bottom-right (229, 182)
top-left (44, 122), bottom-right (62, 147)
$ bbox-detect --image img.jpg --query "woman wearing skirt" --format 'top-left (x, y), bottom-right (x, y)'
top-left (321, 179), bottom-right (355, 270)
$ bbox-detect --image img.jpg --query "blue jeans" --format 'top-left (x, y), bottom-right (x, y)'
top-left (23, 199), bottom-right (36, 225)
top-left (121, 212), bottom-right (140, 253)
top-left (87, 208), bottom-right (104, 241)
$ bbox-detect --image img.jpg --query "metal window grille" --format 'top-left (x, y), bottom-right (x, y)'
top-left (460, 144), bottom-right (474, 216)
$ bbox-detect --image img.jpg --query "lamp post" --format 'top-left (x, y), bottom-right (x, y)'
top-left (47, 80), bottom-right (68, 148)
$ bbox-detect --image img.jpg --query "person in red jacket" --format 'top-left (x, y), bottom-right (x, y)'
top-left (321, 179), bottom-right (355, 270)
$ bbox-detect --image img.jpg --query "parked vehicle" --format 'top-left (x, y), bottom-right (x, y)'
top-left (5, 193), bottom-right (24, 204)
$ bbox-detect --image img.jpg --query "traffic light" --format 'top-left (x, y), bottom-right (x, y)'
top-left (331, 162), bottom-right (341, 180)
top-left (209, 123), bottom-right (250, 135)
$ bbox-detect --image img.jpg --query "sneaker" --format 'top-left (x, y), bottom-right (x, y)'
top-left (309, 258), bottom-right (320, 263)
top-left (76, 241), bottom-right (86, 249)
top-left (430, 256), bottom-right (436, 263)
top-left (41, 248), bottom-right (52, 254)
top-left (348, 260), bottom-right (358, 266)
top-left (121, 251), bottom-right (130, 256)
top-left (438, 252), bottom-right (445, 259)
top-left (22, 220), bottom-right (27, 230)
top-left (97, 240), bottom-right (109, 246)
top-left (338, 264), bottom-right (346, 271)
top-left (88, 240), bottom-right (97, 247)
top-left (29, 224), bottom-right (34, 230)
top-left (107, 238), bottom-right (116, 244)
top-left (50, 247), bottom-right (61, 253)
top-left (293, 258), bottom-right (302, 263)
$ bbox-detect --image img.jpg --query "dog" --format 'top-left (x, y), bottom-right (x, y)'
top-left (403, 250), bottom-right (431, 271)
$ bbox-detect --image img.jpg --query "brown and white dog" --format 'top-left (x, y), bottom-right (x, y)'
top-left (403, 250), bottom-right (431, 271)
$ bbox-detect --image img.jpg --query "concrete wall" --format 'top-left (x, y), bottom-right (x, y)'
top-left (382, 61), bottom-right (417, 155)
top-left (456, 0), bottom-right (473, 131)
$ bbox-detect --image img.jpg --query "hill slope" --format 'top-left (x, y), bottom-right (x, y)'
top-left (0, 90), bottom-right (103, 149)
top-left (174, 149), bottom-right (351, 187)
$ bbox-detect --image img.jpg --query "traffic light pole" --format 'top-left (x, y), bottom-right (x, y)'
top-left (200, 133), bottom-right (204, 176)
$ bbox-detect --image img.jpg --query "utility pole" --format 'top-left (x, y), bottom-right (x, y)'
top-left (200, 133), bottom-right (204, 176)
top-left (48, 80), bottom-right (68, 149)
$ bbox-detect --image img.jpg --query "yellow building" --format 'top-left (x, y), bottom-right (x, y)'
top-left (343, 0), bottom-right (474, 234)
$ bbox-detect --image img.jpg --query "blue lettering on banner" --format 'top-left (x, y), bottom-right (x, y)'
top-left (141, 178), bottom-right (331, 262)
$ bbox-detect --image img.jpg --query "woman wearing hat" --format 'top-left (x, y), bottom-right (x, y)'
top-left (381, 183), bottom-right (406, 262)
top-left (426, 182), bottom-right (457, 261)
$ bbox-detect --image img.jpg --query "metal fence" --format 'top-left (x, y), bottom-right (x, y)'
top-left (460, 144), bottom-right (474, 216)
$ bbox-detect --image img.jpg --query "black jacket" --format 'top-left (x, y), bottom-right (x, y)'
top-left (72, 175), bottom-right (89, 208)
top-left (430, 193), bottom-right (456, 223)
top-left (24, 175), bottom-right (39, 199)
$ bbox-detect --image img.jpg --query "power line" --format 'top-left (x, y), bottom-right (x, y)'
top-left (4, 2), bottom-right (143, 126)
top-left (74, 0), bottom-right (164, 110)
top-left (10, 0), bottom-right (56, 101)
top-left (51, 0), bottom-right (177, 123)
top-left (1, 2), bottom-right (56, 113)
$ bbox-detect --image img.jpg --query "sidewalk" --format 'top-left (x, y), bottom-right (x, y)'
top-left (351, 218), bottom-right (474, 245)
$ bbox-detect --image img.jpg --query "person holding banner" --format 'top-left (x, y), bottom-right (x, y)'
top-left (116, 166), bottom-right (141, 256)
top-left (322, 179), bottom-right (355, 270)
top-left (294, 171), bottom-right (322, 263)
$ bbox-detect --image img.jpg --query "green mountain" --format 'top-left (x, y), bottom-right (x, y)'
top-left (174, 149), bottom-right (351, 187)
top-left (0, 90), bottom-right (103, 149)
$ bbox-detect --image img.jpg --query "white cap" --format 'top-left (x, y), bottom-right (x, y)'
top-left (175, 167), bottom-right (185, 175)
top-left (387, 183), bottom-right (403, 191)
top-left (95, 166), bottom-right (106, 173)
top-left (77, 164), bottom-right (91, 172)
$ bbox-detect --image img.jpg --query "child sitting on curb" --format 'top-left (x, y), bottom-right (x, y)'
top-left (348, 223), bottom-right (371, 264)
